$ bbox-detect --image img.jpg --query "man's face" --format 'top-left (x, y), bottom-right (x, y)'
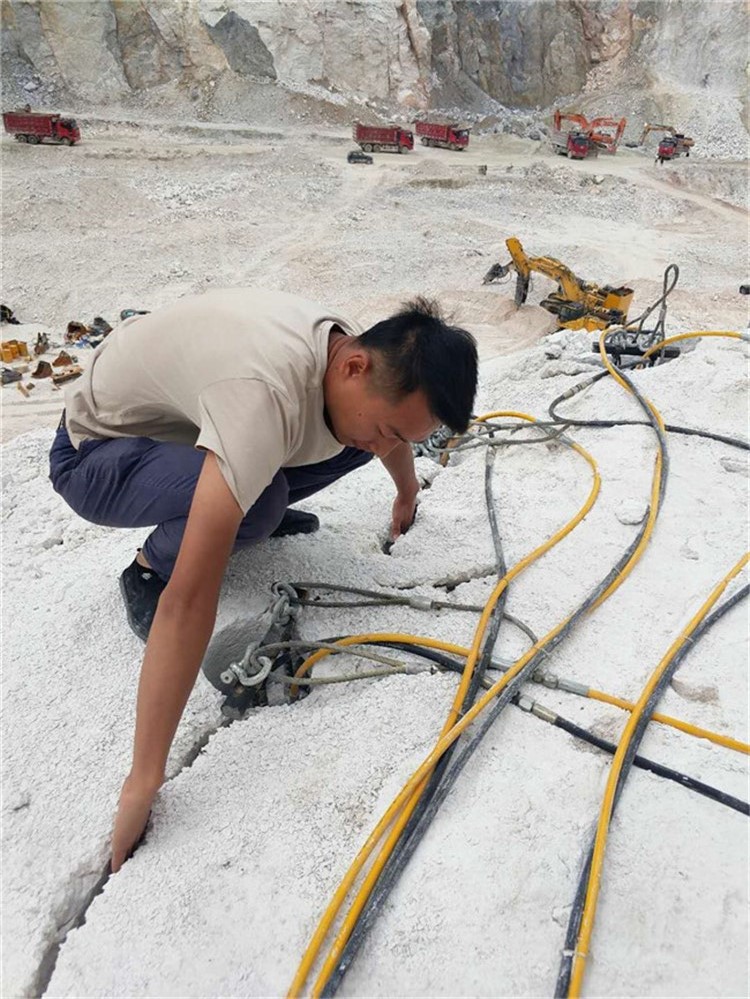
top-left (325, 349), bottom-right (440, 458)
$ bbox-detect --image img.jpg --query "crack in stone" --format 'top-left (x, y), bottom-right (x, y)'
top-left (34, 716), bottom-right (230, 997)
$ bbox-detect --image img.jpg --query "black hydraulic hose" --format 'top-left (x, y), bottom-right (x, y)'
top-left (551, 716), bottom-right (748, 815)
top-left (548, 370), bottom-right (750, 451)
top-left (320, 449), bottom-right (511, 998)
top-left (367, 641), bottom-right (748, 816)
top-left (554, 580), bottom-right (750, 997)
top-left (628, 263), bottom-right (679, 337)
top-left (320, 367), bottom-right (669, 998)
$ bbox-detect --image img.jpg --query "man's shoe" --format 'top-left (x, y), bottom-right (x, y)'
top-left (271, 509), bottom-right (320, 538)
top-left (119, 556), bottom-right (167, 642)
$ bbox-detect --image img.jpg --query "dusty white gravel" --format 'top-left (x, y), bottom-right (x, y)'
top-left (1, 112), bottom-right (749, 998)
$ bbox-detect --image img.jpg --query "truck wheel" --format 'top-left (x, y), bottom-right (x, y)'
top-left (15, 134), bottom-right (27, 143)
top-left (363, 143), bottom-right (372, 153)
top-left (64, 138), bottom-right (74, 146)
top-left (421, 137), bottom-right (428, 146)
top-left (27, 134), bottom-right (40, 144)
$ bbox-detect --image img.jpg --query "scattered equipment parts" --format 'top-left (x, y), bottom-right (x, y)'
top-left (1, 338), bottom-right (29, 363)
top-left (66, 315), bottom-right (112, 345)
top-left (0, 304), bottom-right (20, 325)
top-left (414, 120), bottom-right (470, 150)
top-left (482, 236), bottom-right (634, 331)
top-left (352, 121), bottom-right (414, 154)
top-left (34, 332), bottom-right (49, 356)
top-left (51, 365), bottom-right (83, 386)
top-left (3, 109), bottom-right (80, 146)
top-left (32, 360), bottom-right (53, 379)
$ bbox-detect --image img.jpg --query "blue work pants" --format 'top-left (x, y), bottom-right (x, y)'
top-left (49, 424), bottom-right (372, 580)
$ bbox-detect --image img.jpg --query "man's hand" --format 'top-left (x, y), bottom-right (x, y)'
top-left (390, 485), bottom-right (418, 539)
top-left (380, 441), bottom-right (421, 539)
top-left (111, 772), bottom-right (161, 872)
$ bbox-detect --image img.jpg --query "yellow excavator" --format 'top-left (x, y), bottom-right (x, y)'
top-left (482, 237), bottom-right (634, 331)
top-left (627, 122), bottom-right (695, 152)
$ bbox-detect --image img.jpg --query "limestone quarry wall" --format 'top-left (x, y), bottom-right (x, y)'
top-left (1, 0), bottom-right (748, 113)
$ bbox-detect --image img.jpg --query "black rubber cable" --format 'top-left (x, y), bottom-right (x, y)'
top-left (551, 716), bottom-right (748, 815)
top-left (321, 368), bottom-right (669, 996)
top-left (553, 580), bottom-right (750, 997)
top-left (320, 447), bottom-right (511, 998)
top-left (548, 369), bottom-right (749, 451)
top-left (363, 642), bottom-right (748, 816)
top-left (628, 263), bottom-right (679, 338)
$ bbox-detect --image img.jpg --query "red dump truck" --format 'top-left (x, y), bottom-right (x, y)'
top-left (352, 122), bottom-right (413, 153)
top-left (3, 110), bottom-right (81, 145)
top-left (550, 129), bottom-right (595, 160)
top-left (657, 134), bottom-right (693, 164)
top-left (415, 121), bottom-right (469, 150)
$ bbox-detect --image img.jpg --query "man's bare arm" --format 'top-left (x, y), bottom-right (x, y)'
top-left (111, 451), bottom-right (243, 870)
top-left (379, 441), bottom-right (420, 537)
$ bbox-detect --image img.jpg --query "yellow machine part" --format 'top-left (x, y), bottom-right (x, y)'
top-left (497, 238), bottom-right (632, 331)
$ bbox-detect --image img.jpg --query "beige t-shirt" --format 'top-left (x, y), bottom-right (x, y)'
top-left (65, 288), bottom-right (361, 513)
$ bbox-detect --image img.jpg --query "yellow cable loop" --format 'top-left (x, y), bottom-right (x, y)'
top-left (568, 551), bottom-right (750, 998)
top-left (640, 330), bottom-right (746, 363)
top-left (585, 688), bottom-right (749, 755)
top-left (288, 414), bottom-right (600, 998)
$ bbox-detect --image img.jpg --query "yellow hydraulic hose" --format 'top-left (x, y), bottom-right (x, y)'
top-left (293, 639), bottom-right (748, 756)
top-left (567, 552), bottom-right (750, 998)
top-left (586, 688), bottom-right (749, 754)
top-left (288, 415), bottom-right (601, 998)
top-left (587, 331), bottom-right (666, 611)
top-left (290, 634), bottom-right (471, 698)
top-left (640, 330), bottom-right (746, 363)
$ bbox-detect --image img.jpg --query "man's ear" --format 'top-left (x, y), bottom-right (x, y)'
top-left (343, 349), bottom-right (371, 380)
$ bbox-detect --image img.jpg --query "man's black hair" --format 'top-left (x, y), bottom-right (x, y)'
top-left (358, 297), bottom-right (478, 433)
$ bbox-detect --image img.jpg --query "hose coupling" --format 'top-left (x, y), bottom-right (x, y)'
top-left (533, 670), bottom-right (560, 689)
top-left (407, 594), bottom-right (434, 611)
top-left (557, 677), bottom-right (589, 696)
top-left (517, 695), bottom-right (557, 723)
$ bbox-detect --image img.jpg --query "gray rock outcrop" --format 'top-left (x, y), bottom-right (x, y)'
top-left (1, 0), bottom-right (747, 118)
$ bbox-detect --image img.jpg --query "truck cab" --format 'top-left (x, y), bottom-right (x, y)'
top-left (567, 131), bottom-right (591, 159)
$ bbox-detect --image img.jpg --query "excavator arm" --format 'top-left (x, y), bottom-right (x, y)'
top-left (636, 122), bottom-right (675, 145)
top-left (553, 110), bottom-right (590, 133)
top-left (589, 117), bottom-right (627, 151)
top-left (504, 237), bottom-right (584, 306)
top-left (482, 237), bottom-right (633, 331)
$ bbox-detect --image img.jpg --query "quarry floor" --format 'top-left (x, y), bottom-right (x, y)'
top-left (1, 116), bottom-right (748, 998)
